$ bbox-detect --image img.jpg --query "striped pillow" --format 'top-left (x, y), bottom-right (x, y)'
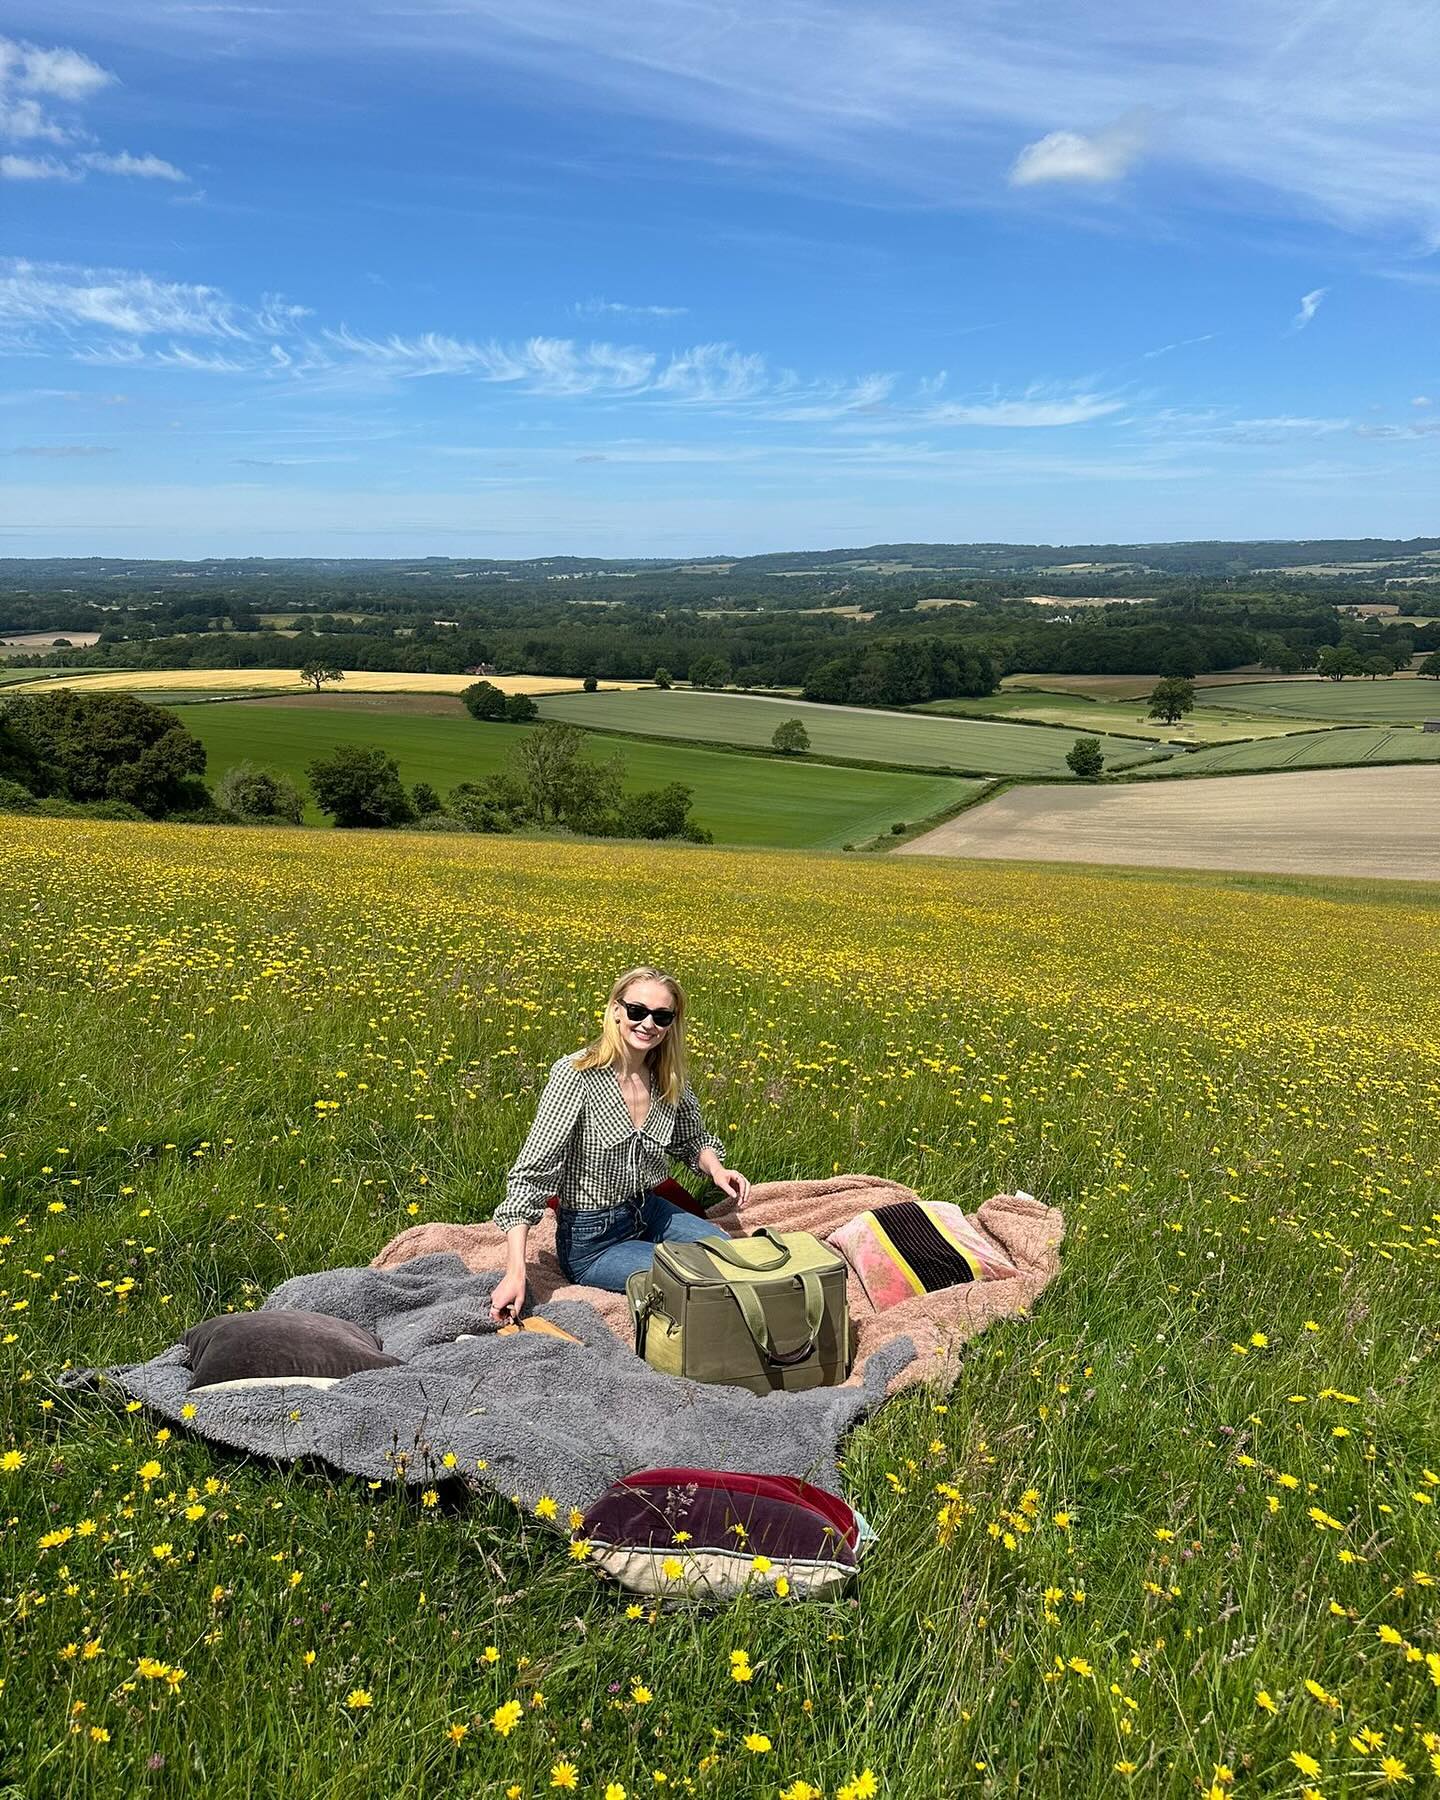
top-left (827, 1200), bottom-right (1018, 1312)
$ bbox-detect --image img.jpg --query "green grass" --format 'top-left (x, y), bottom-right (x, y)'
top-left (1195, 677), bottom-right (1440, 722)
top-left (1131, 725), bottom-right (1440, 776)
top-left (536, 689), bottom-right (1171, 774)
top-left (0, 665), bottom-right (75, 685)
top-left (184, 700), bottom-right (978, 849)
top-left (2, 823), bottom-right (1438, 1798)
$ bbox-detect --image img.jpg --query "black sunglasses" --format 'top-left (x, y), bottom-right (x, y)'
top-left (620, 1001), bottom-right (676, 1027)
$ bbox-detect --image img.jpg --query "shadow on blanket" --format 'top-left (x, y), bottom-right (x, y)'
top-left (60, 1176), bottom-right (1063, 1522)
top-left (374, 1174), bottom-right (1065, 1394)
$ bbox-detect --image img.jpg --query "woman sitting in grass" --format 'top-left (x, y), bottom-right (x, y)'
top-left (490, 965), bottom-right (750, 1319)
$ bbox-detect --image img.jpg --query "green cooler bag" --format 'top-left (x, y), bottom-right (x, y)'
top-left (626, 1228), bottom-right (852, 1396)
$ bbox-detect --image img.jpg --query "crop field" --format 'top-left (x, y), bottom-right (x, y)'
top-left (184, 701), bottom-right (976, 848)
top-left (1003, 672), bottom-right (1333, 702)
top-left (1194, 680), bottom-right (1440, 724)
top-left (8, 669), bottom-right (633, 701)
top-left (536, 689), bottom-right (1170, 775)
top-left (1133, 727), bottom-right (1440, 778)
top-left (917, 692), bottom-right (1310, 745)
top-left (904, 765), bottom-right (1440, 881)
top-left (2, 821), bottom-right (1438, 1797)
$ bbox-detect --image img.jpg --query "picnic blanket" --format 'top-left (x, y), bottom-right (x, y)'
top-left (375, 1174), bottom-right (1065, 1394)
top-left (64, 1259), bottom-right (913, 1518)
top-left (62, 1176), bottom-right (1062, 1519)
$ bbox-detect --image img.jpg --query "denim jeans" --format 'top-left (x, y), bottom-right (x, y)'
top-left (556, 1189), bottom-right (727, 1292)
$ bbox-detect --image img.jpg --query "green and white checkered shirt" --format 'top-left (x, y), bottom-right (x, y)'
top-left (496, 1053), bottom-right (724, 1233)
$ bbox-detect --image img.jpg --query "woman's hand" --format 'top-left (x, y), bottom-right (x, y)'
top-left (712, 1167), bottom-right (751, 1209)
top-left (491, 1267), bottom-right (527, 1324)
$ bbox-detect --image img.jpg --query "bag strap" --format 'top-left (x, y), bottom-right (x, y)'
top-left (729, 1272), bottom-right (825, 1369)
top-left (701, 1227), bottom-right (792, 1272)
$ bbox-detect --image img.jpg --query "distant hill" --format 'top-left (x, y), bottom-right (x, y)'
top-left (4, 538), bottom-right (1440, 592)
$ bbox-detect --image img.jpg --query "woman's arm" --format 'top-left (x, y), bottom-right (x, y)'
top-left (675, 1084), bottom-right (750, 1207)
top-left (491, 1059), bottom-right (585, 1318)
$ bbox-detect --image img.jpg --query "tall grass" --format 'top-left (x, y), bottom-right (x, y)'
top-left (2, 819), bottom-right (1437, 1798)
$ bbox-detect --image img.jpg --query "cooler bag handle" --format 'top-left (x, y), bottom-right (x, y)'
top-left (729, 1271), bottom-right (825, 1368)
top-left (702, 1228), bottom-right (792, 1272)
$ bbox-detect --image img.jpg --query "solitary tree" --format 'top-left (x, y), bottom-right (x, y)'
top-left (1317, 644), bottom-right (1364, 681)
top-left (307, 744), bottom-right (415, 828)
top-left (504, 693), bottom-right (539, 723)
top-left (582, 675), bottom-right (599, 693)
top-left (1363, 655), bottom-right (1395, 679)
top-left (1147, 677), bottom-right (1196, 726)
top-left (299, 660), bottom-right (344, 694)
top-left (1066, 736), bottom-right (1105, 780)
top-left (1419, 650), bottom-right (1440, 679)
top-left (653, 667), bottom-right (674, 689)
top-left (461, 680), bottom-right (507, 720)
top-left (509, 721), bottom-right (622, 825)
top-left (771, 718), bottom-right (811, 755)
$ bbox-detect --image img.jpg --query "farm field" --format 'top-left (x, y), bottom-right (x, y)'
top-left (917, 691), bottom-right (1313, 745)
top-left (3, 822), bottom-right (1439, 1796)
top-left (185, 700), bottom-right (976, 848)
top-left (6, 668), bottom-right (634, 700)
top-left (903, 764), bottom-right (1440, 880)
top-left (1194, 678), bottom-right (1440, 723)
top-left (536, 688), bottom-right (1171, 774)
top-left (1132, 726), bottom-right (1440, 777)
top-left (1002, 670), bottom-right (1383, 701)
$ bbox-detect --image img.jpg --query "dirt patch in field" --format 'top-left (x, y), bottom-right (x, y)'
top-left (899, 766), bottom-right (1440, 881)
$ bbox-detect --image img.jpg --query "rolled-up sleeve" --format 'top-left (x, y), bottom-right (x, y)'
top-left (495, 1059), bottom-right (585, 1232)
top-left (671, 1081), bottom-right (724, 1174)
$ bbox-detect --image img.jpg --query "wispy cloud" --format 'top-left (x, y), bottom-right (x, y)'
top-left (0, 33), bottom-right (189, 185)
top-left (1141, 333), bottom-right (1215, 361)
top-left (1291, 287), bottom-right (1327, 331)
top-left (1010, 114), bottom-right (1150, 188)
top-left (0, 258), bottom-right (1135, 439)
top-left (77, 150), bottom-right (188, 182)
top-left (5, 443), bottom-right (117, 457)
top-left (574, 297), bottom-right (689, 319)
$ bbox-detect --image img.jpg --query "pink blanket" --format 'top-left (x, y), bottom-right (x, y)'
top-left (372, 1174), bottom-right (1064, 1393)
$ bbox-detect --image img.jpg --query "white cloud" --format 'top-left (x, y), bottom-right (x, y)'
top-left (574, 297), bottom-right (689, 319)
top-left (1292, 288), bottom-right (1327, 330)
top-left (78, 150), bottom-right (188, 182)
top-left (0, 34), bottom-right (188, 186)
top-left (0, 259), bottom-right (284, 339)
top-left (1010, 117), bottom-right (1147, 187)
top-left (5, 443), bottom-right (117, 457)
top-left (925, 392), bottom-right (1127, 428)
top-left (1413, 395), bottom-right (1432, 407)
top-left (0, 152), bottom-right (80, 180)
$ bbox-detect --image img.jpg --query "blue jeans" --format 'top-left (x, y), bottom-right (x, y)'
top-left (556, 1189), bottom-right (727, 1292)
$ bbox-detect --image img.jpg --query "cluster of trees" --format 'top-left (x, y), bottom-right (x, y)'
top-left (0, 691), bottom-right (215, 821)
top-left (302, 723), bottom-right (711, 842)
top-left (802, 638), bottom-right (999, 706)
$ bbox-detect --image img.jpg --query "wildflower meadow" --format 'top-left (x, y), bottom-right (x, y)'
top-left (1, 818), bottom-right (1438, 1798)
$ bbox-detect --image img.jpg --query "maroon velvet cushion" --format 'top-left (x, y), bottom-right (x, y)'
top-left (579, 1467), bottom-right (859, 1600)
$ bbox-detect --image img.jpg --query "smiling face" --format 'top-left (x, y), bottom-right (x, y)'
top-left (613, 976), bottom-right (678, 1061)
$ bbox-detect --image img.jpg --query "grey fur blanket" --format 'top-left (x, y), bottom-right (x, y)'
top-left (63, 1254), bottom-right (915, 1518)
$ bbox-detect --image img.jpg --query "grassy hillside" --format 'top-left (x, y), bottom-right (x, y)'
top-left (184, 700), bottom-right (977, 848)
top-left (1131, 725), bottom-right (1440, 776)
top-left (3, 822), bottom-right (1438, 1797)
top-left (536, 689), bottom-right (1170, 774)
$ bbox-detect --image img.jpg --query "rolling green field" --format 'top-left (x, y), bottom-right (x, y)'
top-left (3, 823), bottom-right (1439, 1797)
top-left (185, 700), bottom-right (977, 848)
top-left (536, 688), bottom-right (1170, 774)
top-left (1194, 678), bottom-right (1440, 722)
top-left (1131, 725), bottom-right (1440, 776)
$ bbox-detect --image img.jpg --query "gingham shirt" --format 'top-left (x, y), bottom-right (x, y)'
top-left (496, 1053), bottom-right (725, 1233)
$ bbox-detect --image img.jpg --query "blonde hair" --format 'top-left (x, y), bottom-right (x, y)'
top-left (573, 965), bottom-right (689, 1104)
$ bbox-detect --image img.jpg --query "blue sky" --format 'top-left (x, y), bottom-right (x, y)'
top-left (2, 1), bottom-right (1438, 558)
